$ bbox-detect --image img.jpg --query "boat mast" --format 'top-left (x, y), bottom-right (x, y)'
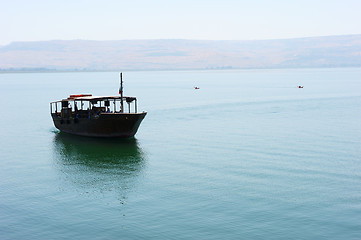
top-left (120, 72), bottom-right (124, 113)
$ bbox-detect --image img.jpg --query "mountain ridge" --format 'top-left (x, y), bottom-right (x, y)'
top-left (1, 35), bottom-right (361, 72)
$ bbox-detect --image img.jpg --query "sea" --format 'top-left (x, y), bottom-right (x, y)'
top-left (0, 68), bottom-right (360, 240)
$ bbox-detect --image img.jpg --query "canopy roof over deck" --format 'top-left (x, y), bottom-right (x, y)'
top-left (50, 95), bottom-right (136, 104)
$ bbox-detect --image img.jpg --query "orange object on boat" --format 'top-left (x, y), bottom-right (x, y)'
top-left (68, 94), bottom-right (92, 99)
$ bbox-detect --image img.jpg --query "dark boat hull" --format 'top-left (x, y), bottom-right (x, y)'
top-left (51, 112), bottom-right (147, 138)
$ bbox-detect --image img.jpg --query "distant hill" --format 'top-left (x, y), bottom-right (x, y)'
top-left (1, 35), bottom-right (361, 72)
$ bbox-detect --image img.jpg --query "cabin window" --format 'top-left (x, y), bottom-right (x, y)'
top-left (62, 101), bottom-right (68, 108)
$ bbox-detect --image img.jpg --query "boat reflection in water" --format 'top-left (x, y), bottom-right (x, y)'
top-left (53, 132), bottom-right (146, 201)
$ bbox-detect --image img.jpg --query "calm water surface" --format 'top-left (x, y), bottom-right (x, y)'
top-left (0, 69), bottom-right (360, 239)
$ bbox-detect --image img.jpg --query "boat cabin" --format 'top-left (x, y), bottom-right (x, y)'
top-left (50, 94), bottom-right (139, 120)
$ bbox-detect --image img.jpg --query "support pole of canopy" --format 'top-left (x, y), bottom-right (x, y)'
top-left (120, 72), bottom-right (124, 113)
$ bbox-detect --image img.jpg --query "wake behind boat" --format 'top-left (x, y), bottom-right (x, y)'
top-left (50, 73), bottom-right (146, 138)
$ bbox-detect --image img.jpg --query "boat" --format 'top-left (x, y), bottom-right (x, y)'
top-left (50, 73), bottom-right (147, 138)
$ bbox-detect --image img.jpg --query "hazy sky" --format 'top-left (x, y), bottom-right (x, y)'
top-left (1, 0), bottom-right (361, 45)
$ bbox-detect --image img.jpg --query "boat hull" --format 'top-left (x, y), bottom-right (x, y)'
top-left (51, 112), bottom-right (147, 138)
